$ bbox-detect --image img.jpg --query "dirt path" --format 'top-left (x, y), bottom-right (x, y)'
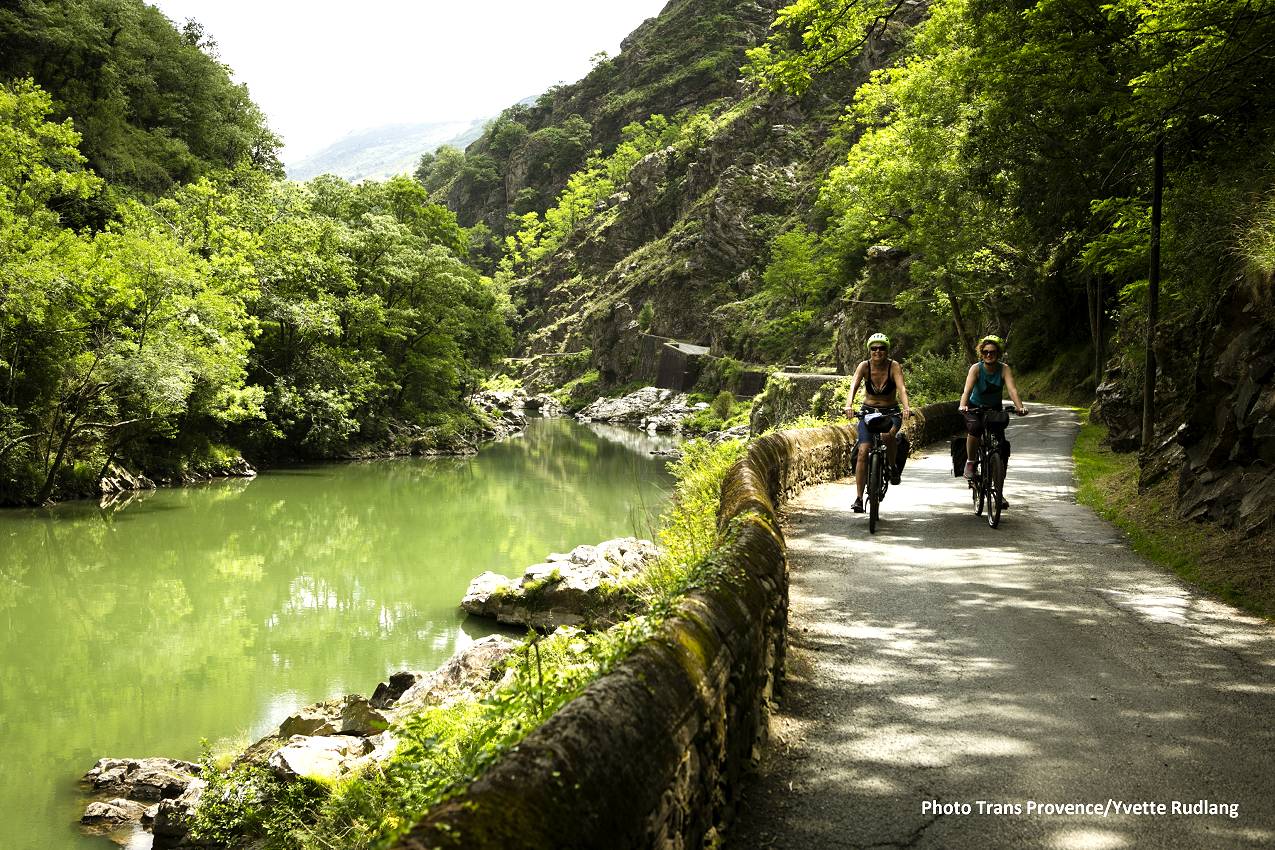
top-left (726, 405), bottom-right (1275, 849)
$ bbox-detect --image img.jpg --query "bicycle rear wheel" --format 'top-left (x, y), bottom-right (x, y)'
top-left (868, 451), bottom-right (882, 533)
top-left (987, 451), bottom-right (1004, 529)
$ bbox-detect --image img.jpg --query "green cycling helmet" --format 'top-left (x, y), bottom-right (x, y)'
top-left (866, 332), bottom-right (891, 351)
top-left (978, 334), bottom-right (1005, 352)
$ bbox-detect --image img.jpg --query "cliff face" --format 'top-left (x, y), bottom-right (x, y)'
top-left (1175, 283), bottom-right (1275, 536)
top-left (514, 96), bottom-right (815, 361)
top-left (1094, 278), bottom-right (1275, 539)
top-left (447, 0), bottom-right (788, 234)
top-left (501, 6), bottom-right (926, 374)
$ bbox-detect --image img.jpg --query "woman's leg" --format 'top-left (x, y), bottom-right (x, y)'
top-left (855, 442), bottom-right (869, 501)
top-left (963, 410), bottom-right (981, 479)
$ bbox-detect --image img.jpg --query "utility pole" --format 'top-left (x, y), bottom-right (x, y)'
top-left (1142, 139), bottom-right (1164, 450)
top-left (1093, 275), bottom-right (1104, 390)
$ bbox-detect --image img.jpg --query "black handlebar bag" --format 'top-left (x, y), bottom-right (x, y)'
top-left (866, 414), bottom-right (895, 433)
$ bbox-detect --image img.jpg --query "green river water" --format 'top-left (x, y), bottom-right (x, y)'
top-left (0, 417), bottom-right (676, 850)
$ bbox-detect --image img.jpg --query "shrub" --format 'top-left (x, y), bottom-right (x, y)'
top-left (902, 349), bottom-right (968, 408)
top-left (710, 390), bottom-right (734, 420)
top-left (808, 378), bottom-right (853, 422)
top-left (552, 369), bottom-right (602, 411)
top-left (637, 300), bottom-right (655, 331)
top-left (692, 355), bottom-right (744, 396)
top-left (480, 374), bottom-right (522, 392)
top-left (682, 396), bottom-right (752, 436)
top-left (644, 437), bottom-right (747, 591)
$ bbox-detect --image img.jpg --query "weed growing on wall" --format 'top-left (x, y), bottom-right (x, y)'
top-left (631, 437), bottom-right (748, 611)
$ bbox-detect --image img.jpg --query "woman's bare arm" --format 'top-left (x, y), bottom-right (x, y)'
top-left (845, 362), bottom-right (866, 416)
top-left (894, 360), bottom-right (912, 417)
top-left (1003, 365), bottom-right (1026, 413)
top-left (959, 364), bottom-right (978, 410)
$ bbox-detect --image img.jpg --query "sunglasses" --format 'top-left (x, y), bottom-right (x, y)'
top-left (869, 345), bottom-right (887, 352)
top-left (981, 348), bottom-right (1000, 356)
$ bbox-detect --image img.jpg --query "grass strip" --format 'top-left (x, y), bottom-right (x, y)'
top-left (1073, 411), bottom-right (1275, 619)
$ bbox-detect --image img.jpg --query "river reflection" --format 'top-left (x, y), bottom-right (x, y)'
top-left (0, 417), bottom-right (675, 850)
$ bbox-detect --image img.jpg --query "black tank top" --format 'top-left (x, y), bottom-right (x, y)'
top-left (866, 359), bottom-right (896, 397)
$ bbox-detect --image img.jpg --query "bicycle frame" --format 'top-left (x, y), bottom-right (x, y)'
top-left (858, 408), bottom-right (895, 534)
top-left (969, 406), bottom-right (1011, 528)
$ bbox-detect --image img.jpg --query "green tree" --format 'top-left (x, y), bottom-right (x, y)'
top-left (0, 0), bottom-right (282, 194)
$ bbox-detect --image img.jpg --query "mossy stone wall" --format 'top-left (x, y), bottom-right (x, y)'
top-left (395, 402), bottom-right (959, 850)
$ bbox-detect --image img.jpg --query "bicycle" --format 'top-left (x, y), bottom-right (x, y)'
top-left (856, 406), bottom-right (899, 534)
top-left (968, 405), bottom-right (1025, 528)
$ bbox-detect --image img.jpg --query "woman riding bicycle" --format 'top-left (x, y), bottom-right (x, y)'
top-left (959, 334), bottom-right (1027, 507)
top-left (845, 332), bottom-right (912, 513)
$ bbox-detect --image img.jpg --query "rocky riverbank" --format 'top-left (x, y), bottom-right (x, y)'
top-left (75, 534), bottom-right (658, 848)
top-left (51, 392), bottom-right (551, 511)
top-left (86, 386), bottom-right (694, 511)
top-left (78, 634), bottom-right (523, 848)
top-left (96, 457), bottom-right (258, 508)
top-left (575, 386), bottom-right (704, 432)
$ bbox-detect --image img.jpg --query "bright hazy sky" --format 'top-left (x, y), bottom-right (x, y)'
top-left (148, 1), bottom-right (671, 164)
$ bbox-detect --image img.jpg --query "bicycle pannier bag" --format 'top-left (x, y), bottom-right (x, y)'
top-left (950, 438), bottom-right (967, 477)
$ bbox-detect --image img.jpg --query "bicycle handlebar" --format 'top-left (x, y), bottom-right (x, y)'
top-left (962, 404), bottom-right (1028, 416)
top-left (851, 406), bottom-right (912, 419)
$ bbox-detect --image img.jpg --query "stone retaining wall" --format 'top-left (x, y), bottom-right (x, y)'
top-left (395, 402), bottom-right (960, 850)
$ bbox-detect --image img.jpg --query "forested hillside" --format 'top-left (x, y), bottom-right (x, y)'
top-left (0, 0), bottom-right (280, 194)
top-left (0, 1), bottom-right (511, 505)
top-left (445, 0), bottom-right (1274, 540)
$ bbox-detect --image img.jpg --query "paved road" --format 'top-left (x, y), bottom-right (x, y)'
top-left (727, 405), bottom-right (1275, 849)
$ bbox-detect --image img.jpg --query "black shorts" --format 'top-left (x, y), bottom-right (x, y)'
top-left (963, 408), bottom-right (1008, 438)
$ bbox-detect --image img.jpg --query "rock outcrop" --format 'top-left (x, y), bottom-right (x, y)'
top-left (462, 538), bottom-right (661, 629)
top-left (576, 387), bottom-right (701, 432)
top-left (471, 388), bottom-right (564, 430)
top-left (150, 457), bottom-right (257, 489)
top-left (83, 757), bottom-right (200, 802)
top-left (1174, 292), bottom-right (1275, 535)
top-left (1092, 365), bottom-right (1143, 452)
top-left (81, 797), bottom-right (150, 826)
top-left (469, 389), bottom-right (529, 439)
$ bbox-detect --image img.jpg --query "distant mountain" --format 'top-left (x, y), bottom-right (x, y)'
top-left (285, 119), bottom-right (488, 182)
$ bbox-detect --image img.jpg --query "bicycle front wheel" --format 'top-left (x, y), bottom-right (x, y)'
top-left (868, 451), bottom-right (882, 533)
top-left (987, 451), bottom-right (1004, 528)
top-left (973, 459), bottom-right (985, 516)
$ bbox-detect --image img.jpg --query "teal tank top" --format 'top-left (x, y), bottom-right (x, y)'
top-left (969, 362), bottom-right (1004, 407)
